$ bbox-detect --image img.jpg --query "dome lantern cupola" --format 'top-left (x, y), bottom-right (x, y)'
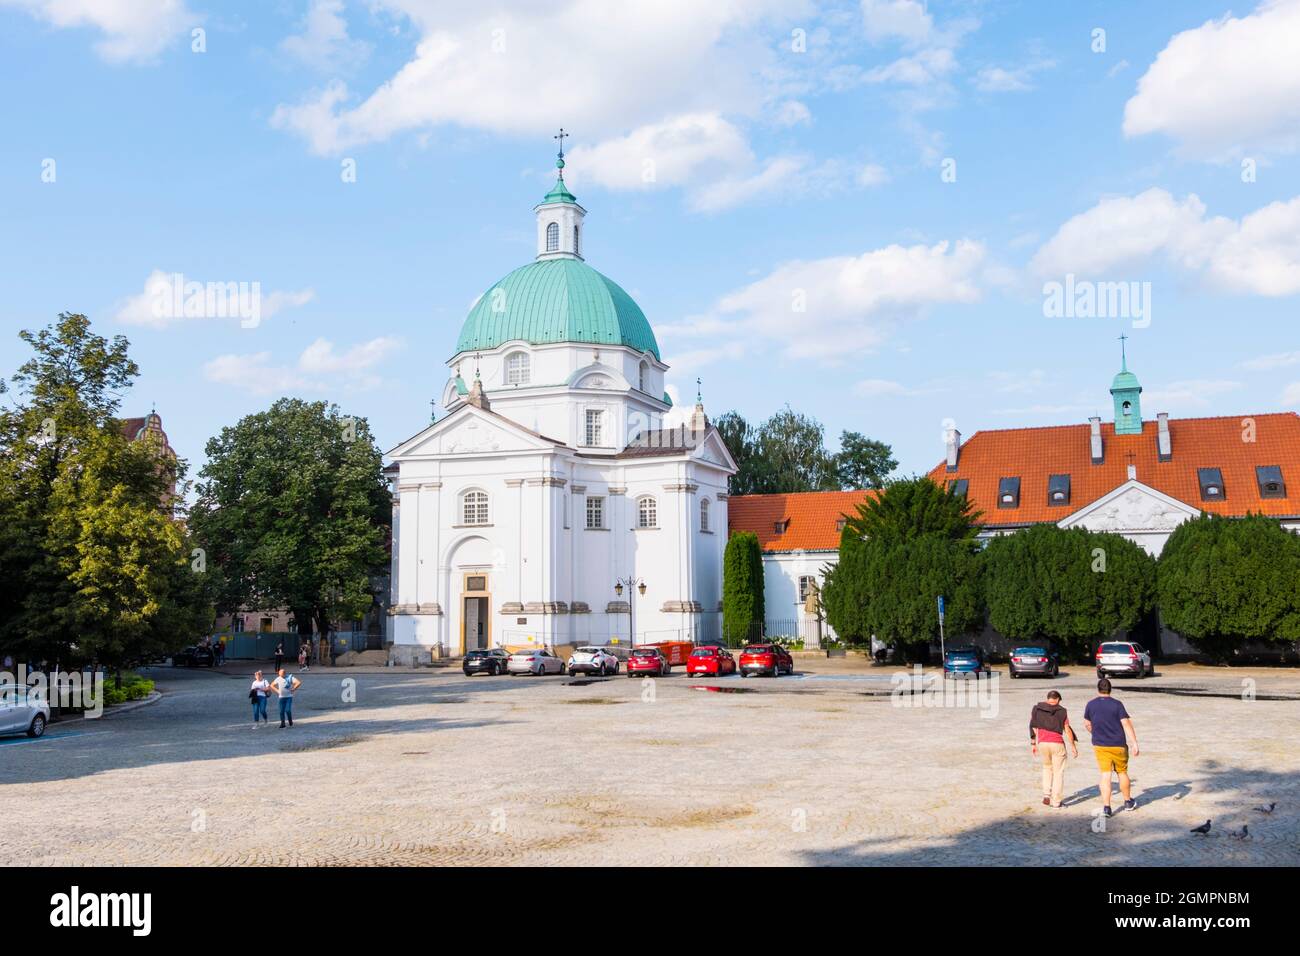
top-left (535, 128), bottom-right (585, 261)
top-left (1110, 333), bottom-right (1143, 435)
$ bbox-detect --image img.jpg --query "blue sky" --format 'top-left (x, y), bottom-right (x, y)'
top-left (3, 0), bottom-right (1300, 478)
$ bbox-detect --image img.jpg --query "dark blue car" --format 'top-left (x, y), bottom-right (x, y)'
top-left (943, 645), bottom-right (989, 679)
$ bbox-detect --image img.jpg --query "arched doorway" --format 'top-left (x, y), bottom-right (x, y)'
top-left (445, 535), bottom-right (496, 655)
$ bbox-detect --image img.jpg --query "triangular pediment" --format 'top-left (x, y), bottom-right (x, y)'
top-left (1058, 480), bottom-right (1200, 533)
top-left (388, 405), bottom-right (561, 460)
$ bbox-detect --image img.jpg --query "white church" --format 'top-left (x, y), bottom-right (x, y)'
top-left (385, 149), bottom-right (737, 662)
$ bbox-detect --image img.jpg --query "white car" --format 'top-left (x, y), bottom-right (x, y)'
top-left (1095, 641), bottom-right (1154, 679)
top-left (507, 648), bottom-right (566, 676)
top-left (567, 646), bottom-right (621, 676)
top-left (0, 686), bottom-right (50, 738)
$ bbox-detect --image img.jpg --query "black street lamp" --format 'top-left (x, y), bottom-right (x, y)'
top-left (614, 577), bottom-right (646, 647)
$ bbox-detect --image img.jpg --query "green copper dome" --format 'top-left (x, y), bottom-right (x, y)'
top-left (1110, 369), bottom-right (1141, 391)
top-left (456, 258), bottom-right (660, 359)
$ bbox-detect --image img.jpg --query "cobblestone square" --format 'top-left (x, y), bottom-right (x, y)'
top-left (2, 662), bottom-right (1297, 866)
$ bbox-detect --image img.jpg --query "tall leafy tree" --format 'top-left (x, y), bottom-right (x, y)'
top-left (1157, 514), bottom-right (1300, 661)
top-left (752, 407), bottom-right (838, 493)
top-left (823, 476), bottom-right (983, 657)
top-left (834, 431), bottom-right (897, 489)
top-left (189, 399), bottom-right (390, 650)
top-left (722, 531), bottom-right (766, 644)
top-left (983, 524), bottom-right (1155, 660)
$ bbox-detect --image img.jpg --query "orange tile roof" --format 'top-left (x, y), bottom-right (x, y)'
top-left (727, 490), bottom-right (879, 552)
top-left (926, 412), bottom-right (1300, 525)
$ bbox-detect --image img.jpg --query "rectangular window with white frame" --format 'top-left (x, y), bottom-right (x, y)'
top-left (798, 575), bottom-right (817, 604)
top-left (586, 496), bottom-right (604, 529)
top-left (585, 408), bottom-right (603, 446)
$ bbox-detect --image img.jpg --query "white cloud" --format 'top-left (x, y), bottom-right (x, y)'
top-left (565, 113), bottom-right (752, 192)
top-left (203, 336), bottom-right (401, 395)
top-left (112, 269), bottom-right (315, 328)
top-left (863, 46), bottom-right (956, 86)
top-left (1241, 351), bottom-right (1300, 370)
top-left (1032, 188), bottom-right (1300, 296)
top-left (0, 0), bottom-right (195, 62)
top-left (861, 0), bottom-right (933, 45)
top-left (272, 1), bottom-right (802, 155)
top-left (661, 240), bottom-right (985, 365)
top-left (1123, 0), bottom-right (1300, 159)
top-left (280, 0), bottom-right (371, 70)
top-left (856, 163), bottom-right (889, 187)
top-left (688, 156), bottom-right (807, 213)
top-left (1142, 379), bottom-right (1242, 412)
top-left (1281, 381), bottom-right (1300, 405)
top-left (974, 59), bottom-right (1054, 93)
top-left (852, 378), bottom-right (908, 397)
top-left (772, 99), bottom-right (812, 127)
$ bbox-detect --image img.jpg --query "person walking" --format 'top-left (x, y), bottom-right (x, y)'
top-left (1084, 678), bottom-right (1140, 816)
top-left (271, 668), bottom-right (301, 728)
top-left (249, 670), bottom-right (270, 727)
top-left (274, 642), bottom-right (285, 673)
top-left (1029, 690), bottom-right (1078, 808)
top-left (298, 641), bottom-right (309, 671)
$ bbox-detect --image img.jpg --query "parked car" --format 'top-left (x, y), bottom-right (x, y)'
top-left (173, 645), bottom-right (215, 668)
top-left (507, 648), bottom-right (566, 676)
top-left (626, 646), bottom-right (670, 677)
top-left (1096, 641), bottom-right (1153, 679)
top-left (943, 645), bottom-right (989, 679)
top-left (0, 685), bottom-right (49, 738)
top-left (462, 647), bottom-right (511, 676)
top-left (567, 646), bottom-right (621, 676)
top-left (686, 645), bottom-right (737, 677)
top-left (1008, 645), bottom-right (1059, 679)
top-left (739, 643), bottom-right (794, 678)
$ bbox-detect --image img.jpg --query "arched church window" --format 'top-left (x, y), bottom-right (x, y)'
top-left (573, 224), bottom-right (580, 256)
top-left (546, 222), bottom-right (559, 252)
top-left (506, 351), bottom-right (530, 385)
top-left (638, 360), bottom-right (648, 392)
top-left (700, 498), bottom-right (710, 532)
top-left (461, 490), bottom-right (489, 525)
top-left (637, 496), bottom-right (657, 528)
top-left (1122, 401), bottom-right (1132, 416)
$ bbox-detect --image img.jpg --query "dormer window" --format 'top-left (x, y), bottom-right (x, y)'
top-left (505, 351), bottom-right (530, 385)
top-left (997, 477), bottom-right (1021, 508)
top-left (774, 519), bottom-right (789, 535)
top-left (1256, 465), bottom-right (1286, 499)
top-left (1047, 474), bottom-right (1071, 506)
top-left (546, 222), bottom-right (559, 252)
top-left (1198, 467), bottom-right (1225, 501)
top-left (948, 479), bottom-right (969, 497)
top-left (835, 518), bottom-right (847, 532)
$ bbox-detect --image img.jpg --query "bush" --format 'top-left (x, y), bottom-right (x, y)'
top-left (102, 675), bottom-right (155, 707)
top-left (723, 531), bottom-right (765, 643)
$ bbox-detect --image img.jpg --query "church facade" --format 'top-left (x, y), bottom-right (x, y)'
top-left (385, 154), bottom-right (736, 661)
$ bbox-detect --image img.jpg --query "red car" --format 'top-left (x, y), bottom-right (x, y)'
top-left (686, 645), bottom-right (737, 677)
top-left (626, 646), bottom-right (671, 677)
top-left (739, 643), bottom-right (794, 678)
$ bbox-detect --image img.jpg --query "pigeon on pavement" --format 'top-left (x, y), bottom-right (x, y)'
top-left (1253, 803), bottom-right (1276, 814)
top-left (1190, 820), bottom-right (1212, 835)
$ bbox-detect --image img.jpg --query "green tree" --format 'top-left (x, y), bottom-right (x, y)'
top-left (824, 534), bottom-right (983, 658)
top-left (983, 524), bottom-right (1155, 661)
top-left (1157, 514), bottom-right (1300, 661)
top-left (713, 411), bottom-right (769, 496)
top-left (823, 476), bottom-right (983, 658)
top-left (833, 430), bottom-right (897, 489)
top-left (722, 531), bottom-right (765, 644)
top-left (189, 398), bottom-right (390, 652)
top-left (0, 314), bottom-right (211, 666)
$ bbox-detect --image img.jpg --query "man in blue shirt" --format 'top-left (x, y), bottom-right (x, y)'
top-left (1083, 678), bottom-right (1140, 816)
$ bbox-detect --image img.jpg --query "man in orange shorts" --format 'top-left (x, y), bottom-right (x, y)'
top-left (1083, 678), bottom-right (1140, 817)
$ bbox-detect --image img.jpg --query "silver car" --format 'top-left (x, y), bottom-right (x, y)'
top-left (1096, 641), bottom-right (1153, 678)
top-left (507, 648), bottom-right (566, 676)
top-left (567, 646), bottom-right (620, 676)
top-left (1, 686), bottom-right (50, 738)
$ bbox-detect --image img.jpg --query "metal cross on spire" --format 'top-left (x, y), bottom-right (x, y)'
top-left (554, 127), bottom-right (569, 161)
top-left (696, 377), bottom-right (702, 405)
top-left (1118, 332), bottom-right (1128, 371)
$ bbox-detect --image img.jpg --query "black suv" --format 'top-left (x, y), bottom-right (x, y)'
top-left (463, 647), bottom-right (511, 676)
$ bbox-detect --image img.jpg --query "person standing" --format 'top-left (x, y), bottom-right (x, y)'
top-left (274, 642), bottom-right (285, 673)
top-left (1029, 690), bottom-right (1078, 808)
top-left (271, 668), bottom-right (301, 728)
top-left (1084, 678), bottom-right (1140, 816)
top-left (249, 670), bottom-right (270, 727)
top-left (298, 641), bottom-right (309, 671)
